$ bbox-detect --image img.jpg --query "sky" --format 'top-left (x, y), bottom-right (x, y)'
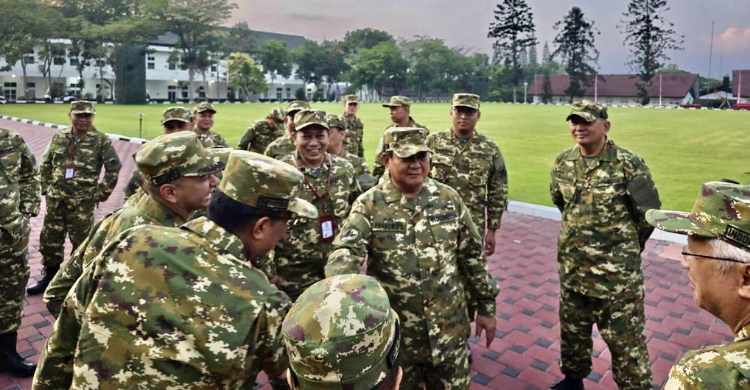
top-left (230, 0), bottom-right (750, 79)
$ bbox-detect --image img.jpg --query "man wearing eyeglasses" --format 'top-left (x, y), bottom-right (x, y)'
top-left (646, 181), bottom-right (750, 389)
top-left (549, 100), bottom-right (660, 390)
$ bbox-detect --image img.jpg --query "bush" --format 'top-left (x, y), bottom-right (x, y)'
top-left (327, 92), bottom-right (336, 102)
top-left (295, 88), bottom-right (306, 100)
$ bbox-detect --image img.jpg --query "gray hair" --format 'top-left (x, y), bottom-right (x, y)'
top-left (707, 238), bottom-right (750, 277)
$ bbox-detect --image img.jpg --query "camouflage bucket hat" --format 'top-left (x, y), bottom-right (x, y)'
top-left (287, 100), bottom-right (311, 116)
top-left (218, 151), bottom-right (318, 219)
top-left (344, 94), bottom-right (359, 104)
top-left (326, 113), bottom-right (346, 130)
top-left (270, 107), bottom-right (286, 123)
top-left (161, 107), bottom-right (191, 124)
top-left (193, 102), bottom-right (216, 115)
top-left (283, 274), bottom-right (401, 390)
top-left (566, 100), bottom-right (608, 122)
top-left (383, 127), bottom-right (431, 158)
top-left (453, 93), bottom-right (480, 110)
top-left (646, 182), bottom-right (750, 253)
top-left (294, 109), bottom-right (329, 132)
top-left (136, 132), bottom-right (229, 186)
top-left (382, 95), bottom-right (412, 108)
top-left (70, 101), bottom-right (95, 115)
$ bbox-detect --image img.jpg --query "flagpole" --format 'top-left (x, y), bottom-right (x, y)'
top-left (738, 71), bottom-right (743, 104)
top-left (659, 73), bottom-right (663, 107)
top-left (594, 74), bottom-right (598, 102)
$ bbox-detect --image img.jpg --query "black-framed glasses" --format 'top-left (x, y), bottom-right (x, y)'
top-left (681, 251), bottom-right (747, 264)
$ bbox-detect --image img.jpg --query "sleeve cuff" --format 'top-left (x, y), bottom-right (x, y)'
top-left (477, 299), bottom-right (496, 317)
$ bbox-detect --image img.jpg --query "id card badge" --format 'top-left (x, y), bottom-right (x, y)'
top-left (64, 165), bottom-right (76, 180)
top-left (319, 215), bottom-right (335, 243)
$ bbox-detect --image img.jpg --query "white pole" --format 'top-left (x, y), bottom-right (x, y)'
top-left (594, 74), bottom-right (598, 102)
top-left (738, 71), bottom-right (742, 104)
top-left (659, 73), bottom-right (663, 107)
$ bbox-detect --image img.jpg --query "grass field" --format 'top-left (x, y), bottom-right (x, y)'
top-left (2, 102), bottom-right (748, 211)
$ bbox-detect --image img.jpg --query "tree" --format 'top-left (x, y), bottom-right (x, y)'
top-left (528, 33), bottom-right (538, 66)
top-left (541, 71), bottom-right (553, 103)
top-left (487, 0), bottom-right (537, 103)
top-left (341, 28), bottom-right (394, 54)
top-left (553, 6), bottom-right (600, 102)
top-left (619, 0), bottom-right (683, 105)
top-left (346, 41), bottom-right (407, 99)
top-left (259, 40), bottom-right (292, 98)
top-left (294, 40), bottom-right (326, 91)
top-left (227, 52), bottom-right (266, 101)
top-left (318, 40), bottom-right (349, 100)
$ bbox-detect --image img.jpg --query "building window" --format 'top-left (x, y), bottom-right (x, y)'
top-left (211, 65), bottom-right (217, 72)
top-left (96, 60), bottom-right (105, 67)
top-left (70, 57), bottom-right (79, 66)
top-left (4, 82), bottom-right (17, 88)
top-left (147, 62), bottom-right (155, 69)
top-left (53, 57), bottom-right (65, 65)
top-left (27, 82), bottom-right (35, 88)
top-left (147, 55), bottom-right (155, 61)
top-left (168, 63), bottom-right (176, 70)
top-left (24, 55), bottom-right (35, 64)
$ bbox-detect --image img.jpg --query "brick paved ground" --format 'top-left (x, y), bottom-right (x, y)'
top-left (0, 118), bottom-right (734, 390)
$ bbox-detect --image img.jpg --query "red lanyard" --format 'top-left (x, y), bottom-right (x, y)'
top-left (298, 155), bottom-right (332, 214)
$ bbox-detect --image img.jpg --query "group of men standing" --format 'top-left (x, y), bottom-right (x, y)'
top-left (1, 93), bottom-right (748, 390)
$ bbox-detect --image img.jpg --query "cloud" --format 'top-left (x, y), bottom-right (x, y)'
top-left (704, 27), bottom-right (750, 54)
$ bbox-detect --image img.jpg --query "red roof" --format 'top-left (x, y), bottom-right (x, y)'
top-left (733, 70), bottom-right (750, 101)
top-left (527, 73), bottom-right (698, 98)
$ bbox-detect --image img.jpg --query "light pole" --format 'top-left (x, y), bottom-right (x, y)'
top-left (523, 82), bottom-right (528, 103)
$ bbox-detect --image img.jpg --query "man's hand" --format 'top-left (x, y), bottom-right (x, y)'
top-left (484, 228), bottom-right (497, 256)
top-left (475, 314), bottom-right (496, 348)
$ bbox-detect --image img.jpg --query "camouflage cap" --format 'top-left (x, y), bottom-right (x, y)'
top-left (646, 182), bottom-right (750, 253)
top-left (218, 151), bottom-right (318, 219)
top-left (270, 107), bottom-right (286, 123)
top-left (344, 94), bottom-right (359, 104)
top-left (326, 114), bottom-right (346, 131)
top-left (192, 102), bottom-right (216, 115)
top-left (287, 100), bottom-right (311, 116)
top-left (566, 100), bottom-right (608, 122)
top-left (383, 127), bottom-right (431, 158)
top-left (453, 93), bottom-right (480, 110)
top-left (294, 109), bottom-right (329, 132)
top-left (283, 274), bottom-right (400, 390)
top-left (161, 107), bottom-right (191, 124)
top-left (70, 101), bottom-right (95, 115)
top-left (136, 132), bottom-right (229, 186)
top-left (382, 95), bottom-right (411, 108)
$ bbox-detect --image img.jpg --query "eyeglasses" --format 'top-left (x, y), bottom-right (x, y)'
top-left (681, 250), bottom-right (747, 264)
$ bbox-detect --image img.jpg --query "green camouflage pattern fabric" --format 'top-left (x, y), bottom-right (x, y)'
top-left (135, 132), bottom-right (228, 185)
top-left (192, 102), bottom-right (216, 114)
top-left (0, 129), bottom-right (40, 335)
top-left (282, 274), bottom-right (400, 390)
top-left (195, 130), bottom-right (229, 148)
top-left (550, 137), bottom-right (660, 298)
top-left (69, 100), bottom-right (95, 114)
top-left (382, 95), bottom-right (412, 107)
top-left (342, 114), bottom-right (364, 158)
top-left (272, 152), bottom-right (355, 300)
top-left (265, 136), bottom-right (296, 160)
top-left (344, 94), bottom-right (359, 104)
top-left (34, 217), bottom-right (291, 389)
top-left (271, 106), bottom-right (286, 123)
top-left (452, 93), bottom-right (480, 110)
top-left (238, 119), bottom-right (285, 153)
top-left (325, 178), bottom-right (498, 367)
top-left (664, 324), bottom-right (750, 389)
top-left (372, 118), bottom-right (429, 183)
top-left (287, 100), bottom-right (310, 115)
top-left (326, 113), bottom-right (347, 130)
top-left (162, 106), bottom-right (191, 123)
top-left (294, 109), bottom-right (329, 132)
top-left (383, 127), bottom-right (431, 158)
top-left (344, 153), bottom-right (374, 204)
top-left (427, 128), bottom-right (507, 230)
top-left (123, 168), bottom-right (142, 198)
top-left (566, 99), bottom-right (608, 122)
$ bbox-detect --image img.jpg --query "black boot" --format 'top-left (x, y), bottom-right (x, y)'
top-left (550, 376), bottom-right (584, 390)
top-left (0, 332), bottom-right (36, 377)
top-left (26, 265), bottom-right (60, 296)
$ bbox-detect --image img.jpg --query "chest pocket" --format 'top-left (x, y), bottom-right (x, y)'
top-left (589, 177), bottom-right (626, 206)
top-left (467, 152), bottom-right (492, 182)
top-left (0, 151), bottom-right (20, 183)
top-left (430, 149), bottom-right (455, 182)
top-left (427, 207), bottom-right (459, 247)
top-left (371, 220), bottom-right (407, 252)
top-left (554, 171), bottom-right (578, 204)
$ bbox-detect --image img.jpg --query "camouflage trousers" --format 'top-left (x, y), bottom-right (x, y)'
top-left (400, 344), bottom-right (470, 390)
top-left (39, 196), bottom-right (95, 267)
top-left (0, 218), bottom-right (31, 335)
top-left (559, 287), bottom-right (652, 389)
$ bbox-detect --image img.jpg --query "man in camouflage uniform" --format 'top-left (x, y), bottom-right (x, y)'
top-left (372, 96), bottom-right (428, 183)
top-left (646, 182), bottom-right (750, 390)
top-left (326, 113), bottom-right (374, 203)
top-left (33, 151), bottom-right (317, 390)
top-left (238, 106), bottom-right (285, 153)
top-left (193, 102), bottom-right (229, 147)
top-left (28, 101), bottom-right (122, 296)
top-left (326, 128), bottom-right (499, 390)
top-left (342, 94), bottom-right (365, 158)
top-left (42, 132), bottom-right (229, 317)
top-left (271, 109), bottom-right (355, 301)
top-left (265, 100), bottom-right (310, 159)
top-left (283, 274), bottom-right (403, 390)
top-left (0, 128), bottom-right (40, 377)
top-left (549, 100), bottom-right (660, 390)
top-left (123, 106), bottom-right (194, 203)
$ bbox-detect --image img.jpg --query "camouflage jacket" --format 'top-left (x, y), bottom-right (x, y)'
top-left (325, 178), bottom-right (499, 365)
top-left (273, 152), bottom-right (356, 300)
top-left (664, 323), bottom-right (750, 389)
top-left (264, 136), bottom-right (295, 160)
top-left (35, 217), bottom-right (290, 390)
top-left (43, 195), bottom-right (186, 317)
top-left (238, 120), bottom-right (284, 154)
top-left (343, 152), bottom-right (375, 204)
top-left (195, 130), bottom-right (229, 148)
top-left (372, 117), bottom-right (429, 183)
top-left (550, 138), bottom-right (660, 298)
top-left (427, 128), bottom-right (508, 230)
top-left (342, 113), bottom-right (364, 158)
top-left (0, 129), bottom-right (40, 243)
top-left (123, 169), bottom-right (142, 198)
top-left (39, 126), bottom-right (122, 202)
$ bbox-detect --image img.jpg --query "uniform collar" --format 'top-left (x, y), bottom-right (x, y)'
top-left (293, 151), bottom-right (331, 174)
top-left (181, 216), bottom-right (247, 262)
top-left (391, 117), bottom-right (418, 128)
top-left (736, 323), bottom-right (750, 342)
top-left (566, 137), bottom-right (616, 162)
top-left (136, 195), bottom-right (186, 227)
top-left (382, 177), bottom-right (439, 207)
top-left (448, 127), bottom-right (478, 142)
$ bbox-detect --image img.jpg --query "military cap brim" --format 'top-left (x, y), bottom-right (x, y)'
top-left (645, 209), bottom-right (715, 237)
top-left (185, 147), bottom-right (231, 177)
top-left (565, 112), bottom-right (597, 123)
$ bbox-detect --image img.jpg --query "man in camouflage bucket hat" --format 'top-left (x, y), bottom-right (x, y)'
top-left (283, 274), bottom-right (403, 390)
top-left (266, 100), bottom-right (310, 159)
top-left (29, 100), bottom-right (122, 296)
top-left (326, 113), bottom-right (374, 203)
top-left (35, 132), bottom-right (230, 389)
top-left (192, 102), bottom-right (229, 147)
top-left (238, 106), bottom-right (286, 153)
top-left (549, 100), bottom-right (661, 390)
top-left (342, 94), bottom-right (365, 158)
top-left (646, 182), bottom-right (750, 389)
top-left (326, 127), bottom-right (498, 390)
top-left (35, 151), bottom-right (317, 390)
top-left (372, 96), bottom-right (429, 183)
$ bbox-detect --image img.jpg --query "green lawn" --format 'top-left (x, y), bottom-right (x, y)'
top-left (3, 102), bottom-right (748, 211)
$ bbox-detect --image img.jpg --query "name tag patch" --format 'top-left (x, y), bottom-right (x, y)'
top-left (373, 221), bottom-right (406, 232)
top-left (428, 212), bottom-right (456, 223)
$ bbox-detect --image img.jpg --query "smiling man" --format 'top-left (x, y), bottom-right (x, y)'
top-left (646, 182), bottom-right (750, 389)
top-left (549, 100), bottom-right (661, 390)
top-left (192, 102), bottom-right (229, 148)
top-left (371, 96), bottom-right (428, 183)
